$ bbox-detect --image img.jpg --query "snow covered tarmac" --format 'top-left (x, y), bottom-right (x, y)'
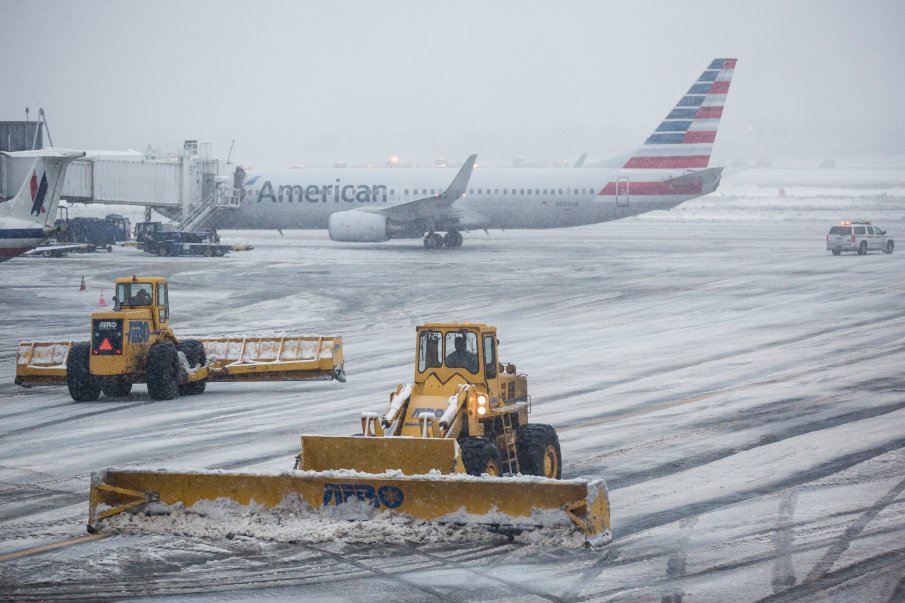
top-left (1, 169), bottom-right (905, 601)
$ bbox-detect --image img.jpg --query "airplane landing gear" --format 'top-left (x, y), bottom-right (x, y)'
top-left (423, 231), bottom-right (463, 249)
top-left (443, 230), bottom-right (463, 249)
top-left (424, 232), bottom-right (444, 249)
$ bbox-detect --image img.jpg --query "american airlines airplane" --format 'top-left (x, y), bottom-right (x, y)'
top-left (213, 58), bottom-right (736, 249)
top-left (0, 149), bottom-right (85, 261)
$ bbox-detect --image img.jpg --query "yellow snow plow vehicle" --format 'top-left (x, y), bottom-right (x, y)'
top-left (15, 275), bottom-right (344, 401)
top-left (87, 323), bottom-right (611, 544)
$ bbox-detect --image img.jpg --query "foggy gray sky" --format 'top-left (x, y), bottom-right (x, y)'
top-left (3, 0), bottom-right (904, 168)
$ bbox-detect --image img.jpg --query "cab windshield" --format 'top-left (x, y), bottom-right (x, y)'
top-left (116, 282), bottom-right (154, 306)
top-left (418, 330), bottom-right (480, 374)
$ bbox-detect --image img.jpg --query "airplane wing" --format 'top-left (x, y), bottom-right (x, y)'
top-left (368, 154), bottom-right (477, 220)
top-left (23, 243), bottom-right (93, 257)
top-left (1, 148), bottom-right (86, 159)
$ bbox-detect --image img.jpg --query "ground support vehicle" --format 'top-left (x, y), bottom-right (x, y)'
top-left (15, 276), bottom-right (344, 400)
top-left (104, 214), bottom-right (132, 242)
top-left (134, 221), bottom-right (173, 248)
top-left (53, 217), bottom-right (118, 251)
top-left (85, 323), bottom-right (611, 545)
top-left (141, 230), bottom-right (232, 257)
top-left (826, 219), bottom-right (894, 255)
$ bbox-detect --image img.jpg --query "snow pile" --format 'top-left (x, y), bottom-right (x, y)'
top-left (98, 497), bottom-right (588, 548)
top-left (99, 466), bottom-right (588, 484)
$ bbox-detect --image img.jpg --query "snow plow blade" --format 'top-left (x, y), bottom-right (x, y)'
top-left (299, 435), bottom-right (464, 475)
top-left (198, 335), bottom-right (344, 382)
top-left (14, 341), bottom-right (76, 385)
top-left (87, 468), bottom-right (611, 543)
top-left (15, 335), bottom-right (345, 387)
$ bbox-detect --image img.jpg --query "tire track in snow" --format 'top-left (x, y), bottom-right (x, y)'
top-left (887, 573), bottom-right (905, 603)
top-left (399, 543), bottom-right (567, 603)
top-left (0, 539), bottom-right (416, 600)
top-left (0, 399), bottom-right (74, 420)
top-left (618, 438), bottom-right (905, 538)
top-left (567, 524), bottom-right (905, 603)
top-left (660, 516), bottom-right (698, 603)
top-left (295, 542), bottom-right (451, 601)
top-left (566, 443), bottom-right (905, 599)
top-left (801, 475), bottom-right (905, 590)
top-left (770, 491), bottom-right (799, 594)
top-left (0, 400), bottom-right (157, 439)
top-left (591, 399), bottom-right (905, 490)
top-left (556, 339), bottom-right (905, 435)
top-left (753, 547), bottom-right (905, 603)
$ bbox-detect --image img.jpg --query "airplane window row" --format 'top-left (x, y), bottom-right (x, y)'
top-left (465, 188), bottom-right (593, 195)
top-left (395, 188), bottom-right (593, 196)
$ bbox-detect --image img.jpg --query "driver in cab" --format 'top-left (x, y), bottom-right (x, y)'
top-left (445, 335), bottom-right (478, 372)
top-left (129, 287), bottom-right (152, 306)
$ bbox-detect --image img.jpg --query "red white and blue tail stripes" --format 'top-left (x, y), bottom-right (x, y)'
top-left (623, 58), bottom-right (736, 169)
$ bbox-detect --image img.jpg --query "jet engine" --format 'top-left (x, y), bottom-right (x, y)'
top-left (328, 210), bottom-right (390, 242)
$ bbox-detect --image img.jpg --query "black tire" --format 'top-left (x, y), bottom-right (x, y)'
top-left (858, 241), bottom-right (868, 255)
top-left (204, 247), bottom-right (213, 257)
top-left (156, 246), bottom-right (167, 257)
top-left (443, 231), bottom-right (463, 248)
top-left (146, 342), bottom-right (179, 400)
top-left (516, 424), bottom-right (562, 479)
top-left (423, 233), bottom-right (444, 249)
top-left (831, 249), bottom-right (841, 256)
top-left (66, 343), bottom-right (101, 402)
top-left (885, 241), bottom-right (894, 254)
top-left (459, 438), bottom-right (503, 477)
top-left (101, 379), bottom-right (133, 398)
top-left (177, 339), bottom-right (207, 396)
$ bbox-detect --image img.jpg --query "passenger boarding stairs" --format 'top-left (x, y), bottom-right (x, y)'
top-left (169, 186), bottom-right (241, 231)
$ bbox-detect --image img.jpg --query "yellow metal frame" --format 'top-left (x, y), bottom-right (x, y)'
top-left (88, 468), bottom-right (611, 540)
top-left (15, 335), bottom-right (344, 386)
top-left (199, 336), bottom-right (343, 382)
top-left (14, 340), bottom-right (74, 385)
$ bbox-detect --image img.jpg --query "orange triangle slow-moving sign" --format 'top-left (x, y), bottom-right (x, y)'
top-left (99, 338), bottom-right (113, 351)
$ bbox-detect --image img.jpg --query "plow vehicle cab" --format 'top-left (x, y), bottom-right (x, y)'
top-left (72, 275), bottom-right (203, 401)
top-left (299, 323), bottom-right (562, 479)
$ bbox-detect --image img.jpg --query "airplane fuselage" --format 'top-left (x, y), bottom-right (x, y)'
top-left (209, 167), bottom-right (708, 232)
top-left (0, 217), bottom-right (50, 261)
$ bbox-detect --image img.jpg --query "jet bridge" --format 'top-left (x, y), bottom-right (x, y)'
top-left (0, 136), bottom-right (240, 231)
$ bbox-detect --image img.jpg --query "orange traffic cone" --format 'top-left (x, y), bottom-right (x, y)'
top-left (98, 292), bottom-right (108, 307)
top-left (79, 276), bottom-right (86, 291)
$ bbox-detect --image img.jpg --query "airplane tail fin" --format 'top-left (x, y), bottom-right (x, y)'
top-left (623, 58), bottom-right (736, 169)
top-left (0, 149), bottom-right (84, 226)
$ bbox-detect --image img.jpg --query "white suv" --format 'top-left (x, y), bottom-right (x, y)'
top-left (826, 220), bottom-right (894, 256)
